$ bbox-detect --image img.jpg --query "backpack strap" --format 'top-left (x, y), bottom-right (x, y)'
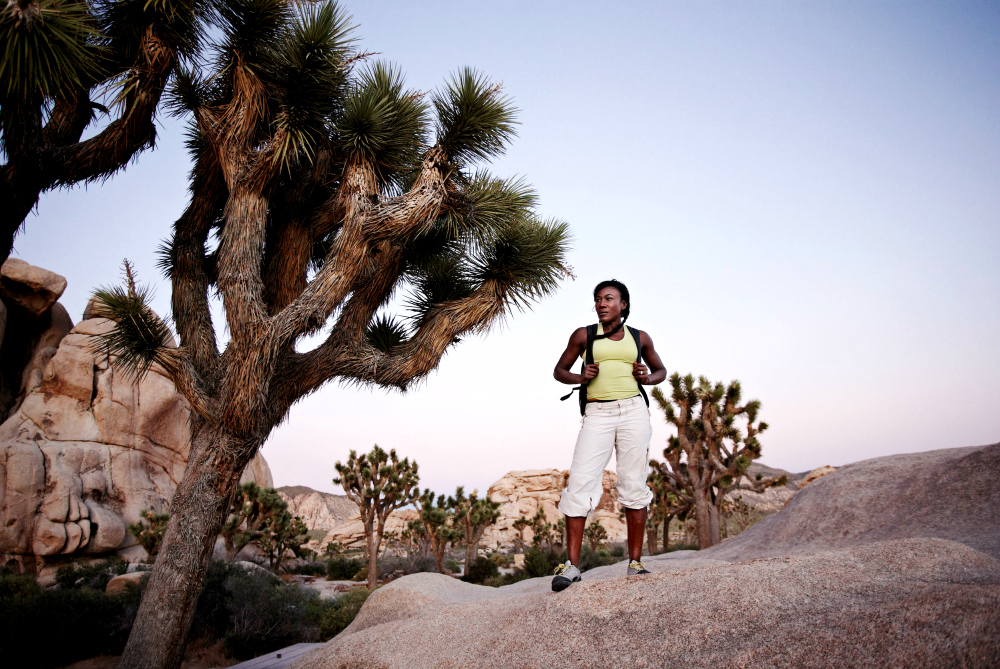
top-left (628, 326), bottom-right (650, 408)
top-left (559, 324), bottom-right (598, 415)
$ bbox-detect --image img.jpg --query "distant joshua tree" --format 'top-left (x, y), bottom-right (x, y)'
top-left (652, 375), bottom-right (786, 548)
top-left (259, 509), bottom-right (308, 572)
top-left (334, 445), bottom-right (419, 589)
top-left (220, 482), bottom-right (285, 562)
top-left (511, 516), bottom-right (532, 553)
top-left (451, 487), bottom-right (501, 576)
top-left (583, 520), bottom-right (608, 552)
top-left (414, 489), bottom-right (462, 574)
top-left (646, 460), bottom-right (692, 554)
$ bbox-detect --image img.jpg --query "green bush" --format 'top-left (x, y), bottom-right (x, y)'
top-left (0, 570), bottom-right (143, 667)
top-left (578, 546), bottom-right (617, 572)
top-left (667, 541), bottom-right (699, 552)
top-left (462, 556), bottom-right (499, 584)
top-left (287, 561), bottom-right (327, 576)
top-left (221, 567), bottom-right (319, 660)
top-left (445, 558), bottom-right (461, 574)
top-left (313, 587), bottom-right (370, 640)
top-left (523, 547), bottom-right (562, 578)
top-left (54, 557), bottom-right (127, 590)
top-left (326, 556), bottom-right (365, 580)
top-left (378, 554), bottom-right (437, 578)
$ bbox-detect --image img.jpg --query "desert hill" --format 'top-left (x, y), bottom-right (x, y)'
top-left (291, 443), bottom-right (1000, 668)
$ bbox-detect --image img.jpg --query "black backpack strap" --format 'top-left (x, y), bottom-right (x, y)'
top-left (628, 326), bottom-right (649, 408)
top-left (559, 324), bottom-right (597, 416)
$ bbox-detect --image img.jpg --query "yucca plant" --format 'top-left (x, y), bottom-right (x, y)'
top-left (0, 0), bottom-right (209, 264)
top-left (450, 486), bottom-right (501, 575)
top-left (333, 445), bottom-right (419, 590)
top-left (81, 4), bottom-right (569, 666)
top-left (651, 374), bottom-right (787, 549)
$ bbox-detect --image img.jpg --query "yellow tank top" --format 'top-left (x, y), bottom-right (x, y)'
top-left (583, 323), bottom-right (640, 401)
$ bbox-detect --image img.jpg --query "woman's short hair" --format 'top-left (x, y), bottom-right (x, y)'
top-left (593, 279), bottom-right (630, 322)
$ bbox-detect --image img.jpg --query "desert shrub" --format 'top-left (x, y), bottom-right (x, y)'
top-left (462, 556), bottom-right (500, 584)
top-left (0, 572), bottom-right (143, 667)
top-left (313, 587), bottom-right (370, 640)
top-left (523, 547), bottom-right (562, 578)
top-left (54, 557), bottom-right (127, 590)
top-left (445, 558), bottom-right (462, 573)
top-left (578, 546), bottom-right (618, 572)
top-left (378, 554), bottom-right (437, 579)
top-left (221, 568), bottom-right (318, 660)
top-left (287, 561), bottom-right (327, 576)
top-left (608, 543), bottom-right (626, 558)
top-left (326, 556), bottom-right (365, 580)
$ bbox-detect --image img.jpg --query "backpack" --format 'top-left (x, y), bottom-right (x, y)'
top-left (559, 323), bottom-right (650, 415)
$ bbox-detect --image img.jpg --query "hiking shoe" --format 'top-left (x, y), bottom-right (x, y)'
top-left (627, 560), bottom-right (650, 576)
top-left (551, 561), bottom-right (581, 592)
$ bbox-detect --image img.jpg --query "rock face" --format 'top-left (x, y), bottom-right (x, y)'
top-left (0, 271), bottom-right (271, 572)
top-left (798, 464), bottom-right (836, 489)
top-left (482, 468), bottom-right (626, 547)
top-left (291, 444), bottom-right (1000, 669)
top-left (319, 509), bottom-right (420, 550)
top-left (278, 486), bottom-right (355, 533)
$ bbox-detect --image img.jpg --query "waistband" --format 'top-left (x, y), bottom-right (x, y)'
top-left (586, 394), bottom-right (642, 406)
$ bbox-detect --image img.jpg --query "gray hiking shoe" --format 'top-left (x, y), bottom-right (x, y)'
top-left (551, 561), bottom-right (581, 592)
top-left (627, 560), bottom-right (650, 576)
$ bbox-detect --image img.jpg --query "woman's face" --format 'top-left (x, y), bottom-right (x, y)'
top-left (594, 287), bottom-right (626, 323)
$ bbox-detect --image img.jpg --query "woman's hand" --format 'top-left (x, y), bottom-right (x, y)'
top-left (580, 363), bottom-right (599, 383)
top-left (633, 362), bottom-right (650, 384)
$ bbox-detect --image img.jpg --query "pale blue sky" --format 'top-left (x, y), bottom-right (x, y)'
top-left (13, 1), bottom-right (999, 495)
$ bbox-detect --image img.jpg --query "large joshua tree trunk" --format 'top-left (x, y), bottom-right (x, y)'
top-left (120, 427), bottom-right (256, 669)
top-left (692, 485), bottom-right (715, 550)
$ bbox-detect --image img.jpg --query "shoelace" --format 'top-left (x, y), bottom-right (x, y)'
top-left (554, 562), bottom-right (570, 576)
top-left (629, 561), bottom-right (646, 570)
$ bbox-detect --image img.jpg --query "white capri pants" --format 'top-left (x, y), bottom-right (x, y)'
top-left (558, 395), bottom-right (654, 517)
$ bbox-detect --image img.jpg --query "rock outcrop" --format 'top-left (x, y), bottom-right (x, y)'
top-left (319, 509), bottom-right (420, 551)
top-left (0, 264), bottom-right (271, 573)
top-left (278, 486), bottom-right (356, 533)
top-left (291, 444), bottom-right (1000, 669)
top-left (483, 468), bottom-right (626, 547)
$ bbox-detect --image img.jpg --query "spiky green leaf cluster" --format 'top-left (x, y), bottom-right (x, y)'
top-left (88, 261), bottom-right (176, 383)
top-left (0, 0), bottom-right (100, 98)
top-left (433, 67), bottom-right (517, 164)
top-left (365, 313), bottom-right (408, 353)
top-left (336, 62), bottom-right (428, 190)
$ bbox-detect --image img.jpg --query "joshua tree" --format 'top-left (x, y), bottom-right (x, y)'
top-left (404, 519), bottom-right (431, 557)
top-left (529, 507), bottom-right (552, 549)
top-left (652, 375), bottom-right (786, 549)
top-left (450, 487), bottom-right (501, 575)
top-left (259, 508), bottom-right (308, 572)
top-left (647, 459), bottom-right (692, 554)
top-left (413, 489), bottom-right (461, 574)
top-left (219, 482), bottom-right (285, 562)
top-left (128, 510), bottom-right (170, 559)
top-left (511, 515), bottom-right (531, 553)
top-left (722, 495), bottom-right (757, 536)
top-left (0, 0), bottom-right (210, 264)
top-left (85, 1), bottom-right (568, 663)
top-left (333, 445), bottom-right (419, 590)
top-left (583, 519), bottom-right (608, 552)
top-left (555, 517), bottom-right (566, 548)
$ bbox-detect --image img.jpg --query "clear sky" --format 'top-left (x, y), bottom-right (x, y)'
top-left (12, 1), bottom-right (999, 496)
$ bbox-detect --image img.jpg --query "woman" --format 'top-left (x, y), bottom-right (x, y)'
top-left (550, 279), bottom-right (667, 592)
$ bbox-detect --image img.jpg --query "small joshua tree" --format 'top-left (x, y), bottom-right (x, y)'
top-left (511, 516), bottom-right (532, 553)
top-left (530, 507), bottom-right (554, 550)
top-left (259, 509), bottom-right (308, 572)
top-left (128, 510), bottom-right (170, 559)
top-left (583, 519), bottom-right (608, 552)
top-left (220, 482), bottom-right (285, 562)
top-left (555, 517), bottom-right (566, 549)
top-left (652, 375), bottom-right (787, 549)
top-left (450, 487), bottom-right (501, 575)
top-left (647, 460), bottom-right (692, 553)
top-left (333, 445), bottom-right (419, 590)
top-left (414, 489), bottom-right (462, 574)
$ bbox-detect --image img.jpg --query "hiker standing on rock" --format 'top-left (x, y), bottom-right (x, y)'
top-left (550, 279), bottom-right (667, 592)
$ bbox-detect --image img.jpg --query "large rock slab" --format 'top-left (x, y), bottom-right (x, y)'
top-left (292, 444), bottom-right (1000, 668)
top-left (293, 538), bottom-right (999, 669)
top-left (0, 312), bottom-right (271, 568)
top-left (278, 487), bottom-right (355, 532)
top-left (0, 259), bottom-right (67, 317)
top-left (700, 443), bottom-right (1000, 562)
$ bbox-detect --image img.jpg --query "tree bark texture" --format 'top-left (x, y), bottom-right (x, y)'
top-left (120, 428), bottom-right (256, 669)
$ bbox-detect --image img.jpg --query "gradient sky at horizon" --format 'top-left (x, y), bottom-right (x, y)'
top-left (12, 1), bottom-right (999, 496)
